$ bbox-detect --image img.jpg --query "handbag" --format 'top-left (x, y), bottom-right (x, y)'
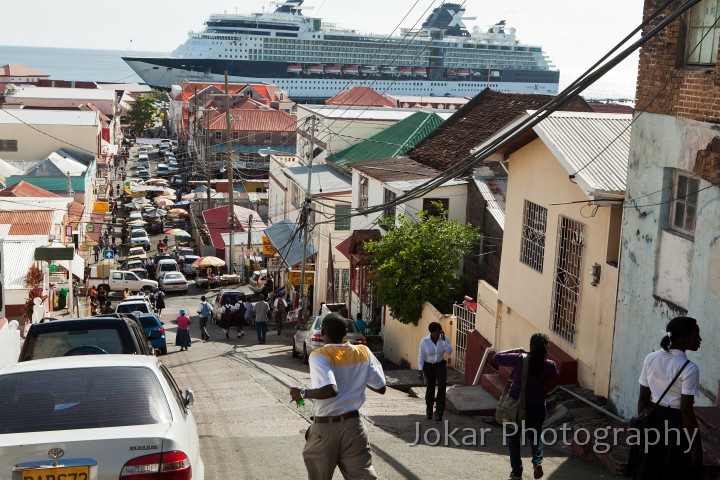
top-left (629, 359), bottom-right (690, 430)
top-left (495, 355), bottom-right (530, 425)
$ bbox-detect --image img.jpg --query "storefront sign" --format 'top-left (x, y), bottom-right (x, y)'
top-left (262, 236), bottom-right (276, 255)
top-left (288, 271), bottom-right (314, 286)
top-left (267, 257), bottom-right (283, 272)
top-left (93, 201), bottom-right (109, 213)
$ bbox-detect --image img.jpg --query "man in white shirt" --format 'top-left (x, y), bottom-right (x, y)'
top-left (290, 313), bottom-right (386, 479)
top-left (418, 321), bottom-right (453, 422)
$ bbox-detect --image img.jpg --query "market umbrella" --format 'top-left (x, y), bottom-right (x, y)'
top-left (128, 219), bottom-right (148, 226)
top-left (132, 197), bottom-right (151, 205)
top-left (192, 256), bottom-right (225, 267)
top-left (175, 200), bottom-right (191, 206)
top-left (181, 193), bottom-right (196, 200)
top-left (146, 178), bottom-right (169, 185)
top-left (164, 228), bottom-right (191, 238)
top-left (154, 197), bottom-right (174, 207)
top-left (162, 187), bottom-right (177, 196)
top-left (167, 208), bottom-right (189, 216)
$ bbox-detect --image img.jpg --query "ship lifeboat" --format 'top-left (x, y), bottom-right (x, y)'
top-left (447, 68), bottom-right (458, 76)
top-left (381, 65), bottom-right (398, 75)
top-left (343, 65), bottom-right (359, 75)
top-left (457, 68), bottom-right (470, 77)
top-left (287, 64), bottom-right (302, 73)
top-left (399, 67), bottom-right (413, 76)
top-left (307, 64), bottom-right (324, 75)
top-left (360, 65), bottom-right (378, 75)
top-left (412, 67), bottom-right (427, 77)
top-left (325, 65), bottom-right (342, 75)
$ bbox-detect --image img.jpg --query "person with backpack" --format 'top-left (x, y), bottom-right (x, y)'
top-left (196, 295), bottom-right (213, 341)
top-left (219, 298), bottom-right (236, 339)
top-left (243, 294), bottom-right (254, 328)
top-left (232, 297), bottom-right (246, 339)
top-left (273, 291), bottom-right (287, 335)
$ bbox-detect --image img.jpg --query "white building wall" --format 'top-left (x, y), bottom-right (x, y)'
top-left (0, 124), bottom-right (100, 161)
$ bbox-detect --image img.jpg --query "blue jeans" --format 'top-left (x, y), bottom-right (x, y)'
top-left (256, 321), bottom-right (267, 343)
top-left (507, 403), bottom-right (546, 477)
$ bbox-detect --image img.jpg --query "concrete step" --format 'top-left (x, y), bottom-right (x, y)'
top-left (697, 405), bottom-right (720, 440)
top-left (480, 372), bottom-right (506, 399)
top-left (445, 385), bottom-right (498, 416)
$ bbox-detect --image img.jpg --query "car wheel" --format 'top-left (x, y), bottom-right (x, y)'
top-left (160, 347), bottom-right (167, 355)
top-left (292, 340), bottom-right (299, 358)
top-left (302, 344), bottom-right (309, 365)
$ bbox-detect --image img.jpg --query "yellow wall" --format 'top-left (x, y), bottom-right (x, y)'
top-left (0, 124), bottom-right (99, 161)
top-left (243, 181), bottom-right (267, 193)
top-left (382, 302), bottom-right (455, 369)
top-left (496, 139), bottom-right (620, 397)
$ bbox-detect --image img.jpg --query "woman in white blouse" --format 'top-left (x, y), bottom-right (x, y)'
top-left (630, 316), bottom-right (703, 479)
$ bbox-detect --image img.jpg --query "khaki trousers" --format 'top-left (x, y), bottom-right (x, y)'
top-left (302, 416), bottom-right (377, 480)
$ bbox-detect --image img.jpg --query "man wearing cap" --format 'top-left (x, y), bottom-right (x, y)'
top-left (274, 291), bottom-right (287, 336)
top-left (290, 313), bottom-right (386, 479)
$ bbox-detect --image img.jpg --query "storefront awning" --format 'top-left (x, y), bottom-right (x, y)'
top-left (264, 219), bottom-right (316, 268)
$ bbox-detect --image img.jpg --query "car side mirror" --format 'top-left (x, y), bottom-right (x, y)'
top-left (184, 389), bottom-right (195, 407)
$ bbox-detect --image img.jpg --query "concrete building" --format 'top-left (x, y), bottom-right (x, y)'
top-left (474, 111), bottom-right (632, 397)
top-left (0, 64), bottom-right (49, 85)
top-left (609, 0), bottom-right (720, 416)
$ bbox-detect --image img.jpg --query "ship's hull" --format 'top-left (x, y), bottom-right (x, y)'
top-left (123, 57), bottom-right (559, 101)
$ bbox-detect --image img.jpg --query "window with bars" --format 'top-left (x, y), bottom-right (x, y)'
top-left (550, 216), bottom-right (585, 345)
top-left (214, 131), bottom-right (222, 140)
top-left (334, 204), bottom-right (351, 231)
top-left (232, 131), bottom-right (239, 140)
top-left (687, 0), bottom-right (720, 65)
top-left (0, 139), bottom-right (18, 152)
top-left (383, 188), bottom-right (396, 220)
top-left (333, 268), bottom-right (351, 304)
top-left (670, 172), bottom-right (700, 236)
top-left (359, 176), bottom-right (369, 209)
top-left (520, 200), bottom-right (548, 273)
top-left (265, 132), bottom-right (272, 143)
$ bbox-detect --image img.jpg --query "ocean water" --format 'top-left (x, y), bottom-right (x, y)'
top-left (0, 45), bottom-right (168, 84)
top-left (0, 44), bottom-right (638, 100)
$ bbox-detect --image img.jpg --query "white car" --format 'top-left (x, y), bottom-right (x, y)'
top-left (0, 355), bottom-right (204, 479)
top-left (130, 229), bottom-right (151, 250)
top-left (158, 272), bottom-right (189, 292)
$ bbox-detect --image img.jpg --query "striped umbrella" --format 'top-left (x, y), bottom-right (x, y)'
top-left (192, 256), bottom-right (225, 267)
top-left (167, 208), bottom-right (189, 216)
top-left (146, 178), bottom-right (169, 185)
top-left (154, 197), bottom-right (174, 207)
top-left (164, 228), bottom-right (191, 237)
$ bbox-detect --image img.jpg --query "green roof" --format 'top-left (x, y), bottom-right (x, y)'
top-left (6, 176), bottom-right (87, 192)
top-left (327, 111), bottom-right (444, 174)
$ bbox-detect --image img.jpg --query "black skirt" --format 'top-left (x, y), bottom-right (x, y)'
top-left (627, 404), bottom-right (701, 480)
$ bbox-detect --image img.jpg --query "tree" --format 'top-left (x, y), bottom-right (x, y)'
top-left (126, 96), bottom-right (159, 135)
top-left (364, 206), bottom-right (480, 325)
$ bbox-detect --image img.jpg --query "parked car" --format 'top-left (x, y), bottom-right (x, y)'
top-left (137, 145), bottom-right (152, 154)
top-left (156, 258), bottom-right (180, 279)
top-left (85, 269), bottom-right (157, 294)
top-left (130, 267), bottom-right (148, 280)
top-left (158, 271), bottom-right (189, 292)
top-left (293, 315), bottom-right (366, 364)
top-left (138, 313), bottom-right (167, 355)
top-left (0, 355), bottom-right (204, 479)
top-left (128, 246), bottom-right (146, 257)
top-left (212, 289), bottom-right (244, 322)
top-left (116, 298), bottom-right (155, 315)
top-left (183, 255), bottom-right (200, 277)
top-left (19, 317), bottom-right (154, 361)
top-left (248, 269), bottom-right (268, 293)
top-left (138, 153), bottom-right (150, 164)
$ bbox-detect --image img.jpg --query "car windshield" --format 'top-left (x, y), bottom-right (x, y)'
top-left (28, 328), bottom-right (125, 359)
top-left (313, 317), bottom-right (359, 334)
top-left (139, 316), bottom-right (159, 329)
top-left (0, 366), bottom-right (172, 433)
top-left (159, 263), bottom-right (177, 272)
top-left (131, 231), bottom-right (146, 238)
top-left (117, 303), bottom-right (150, 314)
top-left (164, 273), bottom-right (183, 280)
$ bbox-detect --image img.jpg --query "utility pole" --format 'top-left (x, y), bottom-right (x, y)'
top-left (205, 106), bottom-right (211, 211)
top-left (247, 214), bottom-right (253, 279)
top-left (225, 71), bottom-right (235, 275)
top-left (298, 116), bottom-right (316, 312)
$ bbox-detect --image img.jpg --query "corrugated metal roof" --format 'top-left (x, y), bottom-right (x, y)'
top-left (385, 178), bottom-right (467, 192)
top-left (10, 87), bottom-right (116, 101)
top-left (531, 111), bottom-right (632, 197)
top-left (325, 87), bottom-right (396, 108)
top-left (474, 175), bottom-right (507, 230)
top-left (208, 109), bottom-right (296, 132)
top-left (47, 152), bottom-right (87, 175)
top-left (283, 164), bottom-right (351, 195)
top-left (0, 109), bottom-right (99, 126)
top-left (0, 210), bottom-right (53, 235)
top-left (0, 159), bottom-right (24, 179)
top-left (0, 181), bottom-right (61, 197)
top-left (303, 105), bottom-right (454, 121)
top-left (3, 239), bottom-right (40, 289)
top-left (327, 112), bottom-right (445, 174)
top-left (264, 219), bottom-right (317, 268)
top-left (0, 197), bottom-right (73, 211)
top-left (350, 157), bottom-right (442, 182)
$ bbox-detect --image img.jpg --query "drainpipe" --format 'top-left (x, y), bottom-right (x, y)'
top-left (472, 298), bottom-right (502, 386)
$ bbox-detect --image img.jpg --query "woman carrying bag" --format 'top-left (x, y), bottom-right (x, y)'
top-left (628, 316), bottom-right (702, 480)
top-left (493, 333), bottom-right (558, 480)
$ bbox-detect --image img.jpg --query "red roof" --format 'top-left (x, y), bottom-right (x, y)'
top-left (325, 87), bottom-right (395, 108)
top-left (208, 109), bottom-right (296, 132)
top-left (588, 102), bottom-right (635, 114)
top-left (0, 181), bottom-right (62, 198)
top-left (0, 64), bottom-right (49, 77)
top-left (335, 235), bottom-right (352, 260)
top-left (0, 210), bottom-right (53, 235)
top-left (201, 205), bottom-right (247, 249)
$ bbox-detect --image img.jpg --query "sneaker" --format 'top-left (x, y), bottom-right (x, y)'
top-left (533, 464), bottom-right (543, 479)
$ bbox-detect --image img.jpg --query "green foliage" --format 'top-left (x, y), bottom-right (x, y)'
top-left (364, 205), bottom-right (480, 325)
top-left (126, 96), bottom-right (159, 134)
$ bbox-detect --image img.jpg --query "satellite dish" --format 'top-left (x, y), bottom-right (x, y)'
top-left (509, 27), bottom-right (516, 35)
top-left (492, 26), bottom-right (500, 33)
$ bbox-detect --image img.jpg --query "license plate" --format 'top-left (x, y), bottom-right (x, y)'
top-left (21, 466), bottom-right (89, 480)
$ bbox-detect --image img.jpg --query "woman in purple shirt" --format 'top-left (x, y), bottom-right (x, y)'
top-left (493, 333), bottom-right (558, 480)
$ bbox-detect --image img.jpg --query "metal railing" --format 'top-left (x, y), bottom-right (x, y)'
top-left (452, 303), bottom-right (475, 374)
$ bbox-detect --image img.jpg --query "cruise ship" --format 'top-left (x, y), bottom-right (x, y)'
top-left (123, 0), bottom-right (559, 101)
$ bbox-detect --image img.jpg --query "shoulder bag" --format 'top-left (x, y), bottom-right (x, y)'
top-left (495, 355), bottom-right (530, 425)
top-left (630, 359), bottom-right (690, 430)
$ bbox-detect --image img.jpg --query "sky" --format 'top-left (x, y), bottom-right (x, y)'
top-left (2, 0), bottom-right (645, 99)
